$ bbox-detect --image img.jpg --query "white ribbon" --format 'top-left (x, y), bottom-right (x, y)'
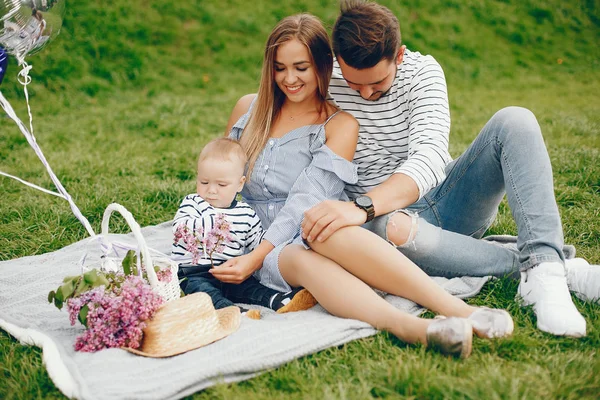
top-left (0, 63), bottom-right (96, 237)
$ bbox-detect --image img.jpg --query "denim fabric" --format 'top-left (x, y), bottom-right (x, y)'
top-left (366, 107), bottom-right (564, 277)
top-left (178, 265), bottom-right (279, 309)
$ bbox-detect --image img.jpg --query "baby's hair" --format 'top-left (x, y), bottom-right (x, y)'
top-left (197, 137), bottom-right (248, 168)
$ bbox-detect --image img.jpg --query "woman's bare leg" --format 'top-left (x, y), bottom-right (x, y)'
top-left (279, 245), bottom-right (431, 344)
top-left (308, 226), bottom-right (477, 318)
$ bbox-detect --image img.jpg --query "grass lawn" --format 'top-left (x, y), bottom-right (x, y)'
top-left (1, 0), bottom-right (599, 398)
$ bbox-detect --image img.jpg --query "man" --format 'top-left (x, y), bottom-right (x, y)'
top-left (302, 0), bottom-right (599, 337)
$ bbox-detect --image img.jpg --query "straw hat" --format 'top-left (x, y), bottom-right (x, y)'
top-left (126, 292), bottom-right (241, 358)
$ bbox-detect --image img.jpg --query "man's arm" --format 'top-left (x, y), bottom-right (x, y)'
top-left (303, 57), bottom-right (450, 243)
top-left (366, 172), bottom-right (419, 217)
top-left (301, 173), bottom-right (418, 242)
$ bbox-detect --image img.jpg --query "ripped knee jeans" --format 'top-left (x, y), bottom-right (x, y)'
top-left (363, 209), bottom-right (520, 278)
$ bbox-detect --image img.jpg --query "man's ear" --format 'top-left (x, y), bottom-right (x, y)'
top-left (396, 45), bottom-right (406, 66)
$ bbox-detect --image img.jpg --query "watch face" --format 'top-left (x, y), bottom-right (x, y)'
top-left (356, 196), bottom-right (373, 208)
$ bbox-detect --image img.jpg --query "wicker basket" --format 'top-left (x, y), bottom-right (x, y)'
top-left (90, 203), bottom-right (180, 303)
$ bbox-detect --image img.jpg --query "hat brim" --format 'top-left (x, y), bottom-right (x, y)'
top-left (124, 292), bottom-right (241, 358)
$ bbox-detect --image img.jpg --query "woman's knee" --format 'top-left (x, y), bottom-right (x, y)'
top-left (386, 211), bottom-right (418, 246)
top-left (279, 245), bottom-right (312, 286)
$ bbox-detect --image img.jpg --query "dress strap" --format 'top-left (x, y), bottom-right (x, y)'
top-left (323, 110), bottom-right (342, 126)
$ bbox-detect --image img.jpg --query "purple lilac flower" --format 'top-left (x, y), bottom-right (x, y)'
top-left (155, 267), bottom-right (173, 283)
top-left (68, 275), bottom-right (164, 352)
top-left (66, 286), bottom-right (106, 326)
top-left (205, 214), bottom-right (233, 259)
top-left (174, 215), bottom-right (234, 267)
top-left (174, 223), bottom-right (204, 264)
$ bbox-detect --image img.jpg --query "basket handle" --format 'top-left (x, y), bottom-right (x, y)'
top-left (100, 203), bottom-right (159, 287)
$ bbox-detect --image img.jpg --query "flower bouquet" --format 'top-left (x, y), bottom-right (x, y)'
top-left (48, 251), bottom-right (174, 352)
top-left (173, 213), bottom-right (234, 267)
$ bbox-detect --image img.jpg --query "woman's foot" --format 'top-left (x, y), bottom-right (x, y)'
top-left (426, 317), bottom-right (473, 358)
top-left (273, 288), bottom-right (318, 313)
top-left (468, 307), bottom-right (514, 338)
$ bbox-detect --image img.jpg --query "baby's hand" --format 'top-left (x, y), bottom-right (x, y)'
top-left (210, 254), bottom-right (256, 284)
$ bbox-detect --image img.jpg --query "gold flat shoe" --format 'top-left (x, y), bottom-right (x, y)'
top-left (426, 317), bottom-right (473, 359)
top-left (468, 307), bottom-right (514, 338)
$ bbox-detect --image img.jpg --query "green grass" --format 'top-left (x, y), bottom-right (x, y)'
top-left (1, 0), bottom-right (599, 398)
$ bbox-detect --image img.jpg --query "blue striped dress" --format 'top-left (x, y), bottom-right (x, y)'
top-left (229, 105), bottom-right (358, 292)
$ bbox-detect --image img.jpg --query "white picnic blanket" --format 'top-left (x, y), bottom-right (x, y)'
top-left (0, 221), bottom-right (500, 400)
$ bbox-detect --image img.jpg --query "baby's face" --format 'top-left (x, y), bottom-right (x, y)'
top-left (196, 158), bottom-right (245, 208)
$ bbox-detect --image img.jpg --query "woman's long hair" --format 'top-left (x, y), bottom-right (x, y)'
top-left (240, 14), bottom-right (333, 176)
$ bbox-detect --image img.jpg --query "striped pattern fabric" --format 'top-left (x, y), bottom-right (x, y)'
top-left (229, 108), bottom-right (358, 291)
top-left (229, 110), bottom-right (357, 250)
top-left (329, 49), bottom-right (452, 200)
top-left (171, 194), bottom-right (263, 266)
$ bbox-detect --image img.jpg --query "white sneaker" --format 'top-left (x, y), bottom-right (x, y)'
top-left (518, 261), bottom-right (586, 337)
top-left (566, 258), bottom-right (600, 303)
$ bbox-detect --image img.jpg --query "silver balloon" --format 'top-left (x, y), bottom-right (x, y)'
top-left (0, 0), bottom-right (65, 64)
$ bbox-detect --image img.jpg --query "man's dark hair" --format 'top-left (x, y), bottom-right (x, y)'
top-left (332, 0), bottom-right (401, 69)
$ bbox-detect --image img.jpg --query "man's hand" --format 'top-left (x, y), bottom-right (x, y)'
top-left (301, 200), bottom-right (366, 243)
top-left (210, 253), bottom-right (259, 284)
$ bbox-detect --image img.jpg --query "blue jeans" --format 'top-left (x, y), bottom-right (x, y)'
top-left (366, 107), bottom-right (564, 278)
top-left (178, 264), bottom-right (279, 309)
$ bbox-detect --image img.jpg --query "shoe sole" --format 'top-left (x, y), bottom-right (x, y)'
top-left (538, 322), bottom-right (586, 338)
top-left (276, 289), bottom-right (318, 314)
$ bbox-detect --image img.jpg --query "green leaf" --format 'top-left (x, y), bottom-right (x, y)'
top-left (59, 280), bottom-right (76, 301)
top-left (83, 269), bottom-right (100, 284)
top-left (48, 290), bottom-right (56, 303)
top-left (53, 287), bottom-right (65, 310)
top-left (54, 287), bottom-right (64, 302)
top-left (95, 274), bottom-right (110, 288)
top-left (62, 275), bottom-right (79, 283)
top-left (78, 305), bottom-right (89, 327)
top-left (122, 251), bottom-right (135, 276)
top-left (74, 277), bottom-right (89, 296)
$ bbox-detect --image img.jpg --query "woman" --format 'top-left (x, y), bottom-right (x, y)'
top-left (211, 14), bottom-right (513, 358)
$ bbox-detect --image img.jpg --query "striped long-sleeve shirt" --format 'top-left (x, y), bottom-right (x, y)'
top-left (171, 194), bottom-right (263, 266)
top-left (329, 49), bottom-right (452, 200)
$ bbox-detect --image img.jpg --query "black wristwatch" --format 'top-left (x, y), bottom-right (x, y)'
top-left (353, 195), bottom-right (375, 223)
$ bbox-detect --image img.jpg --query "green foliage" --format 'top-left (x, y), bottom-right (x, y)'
top-left (0, 0), bottom-right (599, 399)
top-left (46, 250), bottom-right (165, 323)
top-left (47, 269), bottom-right (110, 311)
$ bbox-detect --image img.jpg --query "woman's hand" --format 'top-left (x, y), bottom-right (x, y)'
top-left (302, 199), bottom-right (366, 243)
top-left (209, 253), bottom-right (259, 284)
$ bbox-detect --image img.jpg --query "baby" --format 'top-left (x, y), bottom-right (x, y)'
top-left (172, 137), bottom-right (315, 316)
